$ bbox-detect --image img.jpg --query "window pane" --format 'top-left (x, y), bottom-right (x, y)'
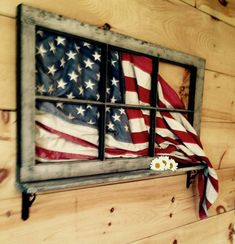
top-left (35, 101), bottom-right (99, 162)
top-left (107, 49), bottom-right (152, 106)
top-left (105, 107), bottom-right (150, 158)
top-left (35, 28), bottom-right (102, 101)
top-left (158, 62), bottom-right (191, 109)
top-left (155, 111), bottom-right (195, 164)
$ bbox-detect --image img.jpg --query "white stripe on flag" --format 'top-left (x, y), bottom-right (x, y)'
top-left (36, 126), bottom-right (98, 156)
top-left (156, 128), bottom-right (178, 140)
top-left (134, 66), bottom-right (151, 90)
top-left (208, 167), bottom-right (218, 180)
top-left (170, 112), bottom-right (197, 135)
top-left (122, 60), bottom-right (151, 90)
top-left (36, 110), bottom-right (99, 145)
top-left (129, 118), bottom-right (148, 133)
top-left (105, 134), bottom-right (148, 151)
top-left (184, 142), bottom-right (206, 157)
top-left (206, 180), bottom-right (218, 204)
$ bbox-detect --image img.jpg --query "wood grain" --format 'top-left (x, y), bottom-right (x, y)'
top-left (202, 70), bottom-right (235, 123)
top-left (0, 111), bottom-right (17, 200)
top-left (201, 122), bottom-right (235, 169)
top-left (0, 16), bottom-right (16, 110)
top-left (0, 0), bottom-right (235, 76)
top-left (0, 168), bottom-right (234, 244)
top-left (196, 0), bottom-right (235, 27)
top-left (181, 0), bottom-right (196, 6)
top-left (132, 211), bottom-right (235, 244)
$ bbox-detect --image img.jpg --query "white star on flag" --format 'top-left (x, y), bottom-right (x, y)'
top-left (37, 84), bottom-right (46, 95)
top-left (76, 106), bottom-right (85, 116)
top-left (67, 92), bottom-right (75, 99)
top-left (56, 36), bottom-right (66, 46)
top-left (60, 58), bottom-right (66, 67)
top-left (79, 86), bottom-right (84, 95)
top-left (49, 42), bottom-right (56, 54)
top-left (56, 102), bottom-right (63, 109)
top-left (85, 80), bottom-right (95, 90)
top-left (36, 30), bottom-right (44, 37)
top-left (57, 78), bottom-right (67, 89)
top-left (48, 85), bottom-right (54, 94)
top-left (68, 71), bottom-right (78, 81)
top-left (112, 113), bottom-right (120, 122)
top-left (48, 65), bottom-right (57, 76)
top-left (83, 42), bottom-right (91, 48)
top-left (110, 96), bottom-right (117, 103)
top-left (111, 77), bottom-right (119, 87)
top-left (75, 44), bottom-right (80, 52)
top-left (68, 113), bottom-right (75, 120)
top-left (107, 121), bottom-right (115, 131)
top-left (92, 52), bottom-right (101, 61)
top-left (111, 60), bottom-right (117, 67)
top-left (66, 50), bottom-right (77, 60)
top-left (88, 119), bottom-right (95, 125)
top-left (84, 58), bottom-right (94, 69)
top-left (119, 108), bottom-right (125, 115)
top-left (36, 44), bottom-right (47, 57)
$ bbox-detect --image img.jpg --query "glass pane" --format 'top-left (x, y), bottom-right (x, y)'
top-left (35, 101), bottom-right (99, 162)
top-left (105, 107), bottom-right (150, 158)
top-left (155, 111), bottom-right (196, 166)
top-left (35, 28), bottom-right (102, 101)
top-left (158, 62), bottom-right (191, 109)
top-left (107, 49), bottom-right (152, 106)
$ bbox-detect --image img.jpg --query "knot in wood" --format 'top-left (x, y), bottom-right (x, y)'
top-left (218, 0), bottom-right (228, 6)
top-left (110, 207), bottom-right (115, 213)
top-left (101, 23), bottom-right (111, 31)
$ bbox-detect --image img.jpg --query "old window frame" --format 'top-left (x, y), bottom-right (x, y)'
top-left (17, 4), bottom-right (205, 192)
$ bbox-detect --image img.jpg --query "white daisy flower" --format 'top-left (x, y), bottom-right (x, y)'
top-left (150, 156), bottom-right (178, 171)
top-left (167, 158), bottom-right (178, 171)
top-left (159, 156), bottom-right (170, 170)
top-left (150, 158), bottom-right (165, 171)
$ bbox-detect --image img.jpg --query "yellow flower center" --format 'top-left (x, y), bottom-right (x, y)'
top-left (170, 162), bottom-right (173, 169)
top-left (162, 160), bottom-right (167, 165)
top-left (155, 162), bottom-right (160, 168)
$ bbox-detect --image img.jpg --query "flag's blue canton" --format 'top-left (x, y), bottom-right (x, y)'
top-left (35, 29), bottom-right (132, 143)
top-left (36, 29), bottom-right (101, 101)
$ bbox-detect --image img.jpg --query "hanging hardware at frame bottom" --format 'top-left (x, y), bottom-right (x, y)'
top-left (186, 170), bottom-right (201, 188)
top-left (21, 192), bottom-right (37, 221)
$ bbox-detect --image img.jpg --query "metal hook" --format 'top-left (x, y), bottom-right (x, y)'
top-left (21, 192), bottom-right (36, 221)
top-left (186, 170), bottom-right (200, 188)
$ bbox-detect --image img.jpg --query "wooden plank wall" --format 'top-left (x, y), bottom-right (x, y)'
top-left (0, 1), bottom-right (234, 243)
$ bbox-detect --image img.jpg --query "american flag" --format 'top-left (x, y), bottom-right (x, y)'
top-left (35, 29), bottom-right (218, 219)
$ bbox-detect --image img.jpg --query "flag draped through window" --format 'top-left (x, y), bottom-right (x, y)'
top-left (35, 29), bottom-right (218, 219)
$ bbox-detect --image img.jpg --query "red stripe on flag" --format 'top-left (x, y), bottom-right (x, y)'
top-left (125, 77), bottom-right (150, 104)
top-left (122, 53), bottom-right (152, 74)
top-left (36, 147), bottom-right (97, 160)
top-left (131, 131), bottom-right (149, 144)
top-left (105, 147), bottom-right (148, 156)
top-left (126, 108), bottom-right (145, 119)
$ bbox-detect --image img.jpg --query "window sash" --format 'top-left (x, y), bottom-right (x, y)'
top-left (18, 4), bottom-right (205, 183)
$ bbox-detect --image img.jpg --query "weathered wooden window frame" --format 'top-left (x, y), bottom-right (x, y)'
top-left (17, 4), bottom-right (205, 195)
